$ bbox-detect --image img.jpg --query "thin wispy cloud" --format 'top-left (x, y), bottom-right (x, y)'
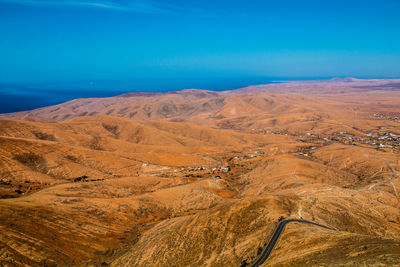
top-left (0, 0), bottom-right (192, 14)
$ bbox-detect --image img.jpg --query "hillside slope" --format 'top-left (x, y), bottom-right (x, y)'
top-left (1, 79), bottom-right (400, 266)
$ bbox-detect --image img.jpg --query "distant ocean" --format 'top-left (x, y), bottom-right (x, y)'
top-left (0, 77), bottom-right (315, 114)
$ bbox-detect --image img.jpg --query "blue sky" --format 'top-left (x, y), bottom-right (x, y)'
top-left (1, 0), bottom-right (400, 83)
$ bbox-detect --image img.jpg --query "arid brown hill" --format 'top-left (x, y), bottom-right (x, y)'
top-left (1, 79), bottom-right (400, 266)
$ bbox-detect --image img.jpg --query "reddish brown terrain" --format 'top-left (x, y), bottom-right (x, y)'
top-left (1, 78), bottom-right (400, 266)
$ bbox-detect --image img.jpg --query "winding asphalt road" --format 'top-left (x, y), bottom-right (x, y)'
top-left (251, 219), bottom-right (336, 267)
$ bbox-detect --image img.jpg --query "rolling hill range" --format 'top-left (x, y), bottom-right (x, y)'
top-left (1, 79), bottom-right (400, 266)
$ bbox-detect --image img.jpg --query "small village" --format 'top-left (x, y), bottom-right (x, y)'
top-left (373, 112), bottom-right (400, 124)
top-left (297, 130), bottom-right (399, 152)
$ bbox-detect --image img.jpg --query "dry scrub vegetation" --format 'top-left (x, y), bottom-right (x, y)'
top-left (13, 152), bottom-right (47, 172)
